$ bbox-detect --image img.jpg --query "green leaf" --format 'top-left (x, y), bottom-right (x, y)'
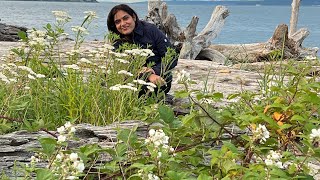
top-left (222, 141), bottom-right (238, 154)
top-left (18, 31), bottom-right (27, 41)
top-left (270, 168), bottom-right (288, 178)
top-left (228, 93), bottom-right (240, 100)
top-left (158, 105), bottom-right (175, 124)
top-left (166, 170), bottom-right (189, 180)
top-left (174, 90), bottom-right (190, 98)
top-left (279, 124), bottom-right (292, 130)
top-left (182, 112), bottom-right (196, 126)
top-left (36, 169), bottom-right (54, 180)
top-left (197, 174), bottom-right (212, 180)
top-left (38, 138), bottom-right (57, 157)
top-left (117, 129), bottom-right (137, 144)
top-left (291, 115), bottom-right (305, 123)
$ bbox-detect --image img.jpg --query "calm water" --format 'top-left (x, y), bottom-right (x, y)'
top-left (0, 1), bottom-right (319, 49)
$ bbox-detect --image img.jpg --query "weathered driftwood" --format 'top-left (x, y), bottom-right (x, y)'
top-left (209, 24), bottom-right (318, 63)
top-left (146, 0), bottom-right (317, 63)
top-left (0, 121), bottom-right (148, 178)
top-left (289, 0), bottom-right (301, 37)
top-left (146, 0), bottom-right (229, 62)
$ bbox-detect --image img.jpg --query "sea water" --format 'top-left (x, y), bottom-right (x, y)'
top-left (0, 1), bottom-right (319, 49)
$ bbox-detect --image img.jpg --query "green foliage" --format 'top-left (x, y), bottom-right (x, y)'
top-left (3, 9), bottom-right (320, 180)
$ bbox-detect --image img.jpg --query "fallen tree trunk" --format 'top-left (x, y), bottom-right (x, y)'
top-left (146, 0), bottom-right (318, 63)
top-left (208, 24), bottom-right (318, 63)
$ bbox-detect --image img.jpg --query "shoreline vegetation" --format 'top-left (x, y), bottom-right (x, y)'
top-left (1, 1), bottom-right (320, 179)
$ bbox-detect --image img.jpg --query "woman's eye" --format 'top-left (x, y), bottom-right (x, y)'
top-left (115, 20), bottom-right (120, 25)
top-left (123, 16), bottom-right (129, 20)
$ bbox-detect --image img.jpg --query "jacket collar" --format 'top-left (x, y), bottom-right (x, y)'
top-left (133, 20), bottom-right (144, 37)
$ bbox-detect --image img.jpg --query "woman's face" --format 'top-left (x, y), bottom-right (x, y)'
top-left (114, 10), bottom-right (136, 35)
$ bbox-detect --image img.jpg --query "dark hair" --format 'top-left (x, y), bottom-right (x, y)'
top-left (107, 4), bottom-right (139, 35)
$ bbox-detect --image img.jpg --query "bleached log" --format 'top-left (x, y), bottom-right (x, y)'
top-left (209, 24), bottom-right (318, 62)
top-left (179, 5), bottom-right (229, 60)
top-left (290, 28), bottom-right (309, 49)
top-left (289, 0), bottom-right (301, 37)
top-left (146, 0), bottom-right (202, 48)
top-left (146, 0), bottom-right (316, 62)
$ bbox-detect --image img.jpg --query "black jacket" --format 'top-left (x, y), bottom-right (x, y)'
top-left (114, 20), bottom-right (178, 85)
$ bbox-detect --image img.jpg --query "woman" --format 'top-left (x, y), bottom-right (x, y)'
top-left (107, 4), bottom-right (178, 96)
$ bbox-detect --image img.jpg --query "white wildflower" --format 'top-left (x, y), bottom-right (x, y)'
top-left (57, 126), bottom-right (66, 134)
top-left (133, 79), bottom-right (147, 85)
top-left (118, 70), bottom-right (133, 76)
top-left (63, 64), bottom-right (80, 70)
top-left (79, 58), bottom-right (92, 64)
top-left (52, 11), bottom-right (71, 23)
top-left (145, 82), bottom-right (157, 88)
top-left (119, 85), bottom-right (138, 91)
top-left (35, 74), bottom-right (45, 78)
top-left (73, 161), bottom-right (85, 172)
top-left (109, 84), bottom-right (121, 91)
top-left (310, 128), bottom-right (320, 140)
top-left (145, 129), bottom-right (169, 148)
top-left (70, 127), bottom-right (76, 133)
top-left (175, 69), bottom-right (191, 83)
top-left (71, 26), bottom-right (89, 35)
top-left (146, 86), bottom-right (155, 92)
top-left (57, 135), bottom-right (66, 143)
top-left (84, 11), bottom-right (98, 20)
top-left (252, 124), bottom-right (270, 143)
top-left (66, 176), bottom-right (77, 180)
top-left (115, 58), bottom-right (129, 64)
top-left (148, 173), bottom-right (160, 180)
top-left (265, 159), bottom-right (273, 166)
top-left (102, 44), bottom-right (114, 50)
top-left (27, 74), bottom-right (36, 80)
top-left (69, 153), bottom-right (78, 162)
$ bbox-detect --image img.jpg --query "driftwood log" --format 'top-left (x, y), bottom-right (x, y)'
top-left (145, 0), bottom-right (318, 63)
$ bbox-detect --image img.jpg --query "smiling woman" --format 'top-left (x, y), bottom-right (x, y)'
top-left (107, 4), bottom-right (178, 97)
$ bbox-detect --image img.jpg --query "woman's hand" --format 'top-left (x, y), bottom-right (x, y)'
top-left (139, 67), bottom-right (155, 74)
top-left (148, 74), bottom-right (166, 86)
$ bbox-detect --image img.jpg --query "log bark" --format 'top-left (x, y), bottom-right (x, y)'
top-left (289, 0), bottom-right (301, 37)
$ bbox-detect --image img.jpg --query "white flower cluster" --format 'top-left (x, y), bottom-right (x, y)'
top-left (264, 150), bottom-right (283, 168)
top-left (52, 10), bottom-right (71, 24)
top-left (115, 58), bottom-right (129, 64)
top-left (27, 29), bottom-right (49, 47)
top-left (125, 48), bottom-right (155, 57)
top-left (118, 70), bottom-right (133, 76)
top-left (148, 173), bottom-right (160, 180)
top-left (63, 64), bottom-right (80, 70)
top-left (145, 129), bottom-right (173, 151)
top-left (52, 152), bottom-right (85, 179)
top-left (0, 63), bottom-right (45, 84)
top-left (84, 11), bottom-right (98, 20)
top-left (109, 51), bottom-right (128, 58)
top-left (133, 79), bottom-right (157, 92)
top-left (310, 128), bottom-right (320, 141)
top-left (78, 58), bottom-right (93, 65)
top-left (199, 98), bottom-right (214, 105)
top-left (252, 124), bottom-right (270, 143)
top-left (56, 121), bottom-right (76, 143)
top-left (175, 69), bottom-right (191, 84)
top-left (109, 83), bottom-right (138, 92)
top-left (71, 26), bottom-right (89, 35)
